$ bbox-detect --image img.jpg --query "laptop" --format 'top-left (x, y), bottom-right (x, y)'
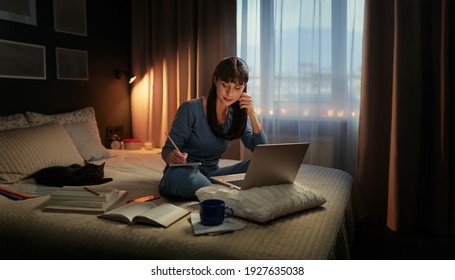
top-left (210, 142), bottom-right (310, 190)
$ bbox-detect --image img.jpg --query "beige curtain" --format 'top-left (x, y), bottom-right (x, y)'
top-left (130, 0), bottom-right (237, 150)
top-left (357, 0), bottom-right (454, 235)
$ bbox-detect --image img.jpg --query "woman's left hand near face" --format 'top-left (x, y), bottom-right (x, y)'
top-left (239, 92), bottom-right (255, 115)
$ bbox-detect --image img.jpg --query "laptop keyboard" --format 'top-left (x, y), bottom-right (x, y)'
top-left (227, 179), bottom-right (243, 187)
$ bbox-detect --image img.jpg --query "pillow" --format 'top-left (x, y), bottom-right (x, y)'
top-left (64, 122), bottom-right (111, 161)
top-left (0, 122), bottom-right (85, 183)
top-left (195, 183), bottom-right (326, 223)
top-left (24, 107), bottom-right (101, 142)
top-left (0, 113), bottom-right (29, 131)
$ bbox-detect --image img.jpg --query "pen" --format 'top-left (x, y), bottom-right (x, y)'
top-left (165, 131), bottom-right (181, 153)
top-left (127, 195), bottom-right (160, 203)
top-left (84, 186), bottom-right (100, 196)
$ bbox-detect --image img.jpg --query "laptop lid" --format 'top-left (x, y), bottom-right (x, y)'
top-left (211, 142), bottom-right (310, 190)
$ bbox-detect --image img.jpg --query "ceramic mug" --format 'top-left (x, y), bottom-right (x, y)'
top-left (199, 199), bottom-right (233, 226)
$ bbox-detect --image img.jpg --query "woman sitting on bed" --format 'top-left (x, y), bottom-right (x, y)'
top-left (159, 56), bottom-right (268, 200)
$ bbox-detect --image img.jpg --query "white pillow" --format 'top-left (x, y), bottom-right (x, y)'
top-left (0, 113), bottom-right (29, 131)
top-left (25, 107), bottom-right (101, 142)
top-left (0, 122), bottom-right (85, 183)
top-left (64, 122), bottom-right (111, 161)
top-left (195, 183), bottom-right (326, 223)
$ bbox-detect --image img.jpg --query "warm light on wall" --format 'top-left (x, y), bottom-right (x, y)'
top-left (131, 68), bottom-right (154, 149)
top-left (115, 69), bottom-right (136, 84)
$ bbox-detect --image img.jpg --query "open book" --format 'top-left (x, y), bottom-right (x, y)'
top-left (98, 202), bottom-right (190, 228)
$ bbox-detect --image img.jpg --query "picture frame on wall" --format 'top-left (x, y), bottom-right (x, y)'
top-left (0, 0), bottom-right (37, 26)
top-left (53, 0), bottom-right (87, 36)
top-left (0, 39), bottom-right (46, 80)
top-left (56, 47), bottom-right (88, 80)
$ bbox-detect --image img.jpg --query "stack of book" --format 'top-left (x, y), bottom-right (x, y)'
top-left (44, 185), bottom-right (127, 214)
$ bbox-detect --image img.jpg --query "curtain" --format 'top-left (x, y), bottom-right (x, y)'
top-left (357, 0), bottom-right (454, 235)
top-left (130, 0), bottom-right (237, 150)
top-left (237, 0), bottom-right (365, 176)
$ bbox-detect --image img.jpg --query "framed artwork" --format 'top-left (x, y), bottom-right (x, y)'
top-left (0, 0), bottom-right (37, 25)
top-left (56, 47), bottom-right (88, 80)
top-left (53, 0), bottom-right (87, 36)
top-left (0, 39), bottom-right (46, 80)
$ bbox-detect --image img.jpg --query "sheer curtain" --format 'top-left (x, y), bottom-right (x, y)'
top-left (237, 0), bottom-right (365, 176)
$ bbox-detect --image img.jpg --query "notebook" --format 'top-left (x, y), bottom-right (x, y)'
top-left (210, 142), bottom-right (310, 190)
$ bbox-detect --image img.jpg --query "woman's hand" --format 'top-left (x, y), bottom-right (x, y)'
top-left (166, 150), bottom-right (188, 164)
top-left (238, 92), bottom-right (262, 134)
top-left (238, 92), bottom-right (255, 116)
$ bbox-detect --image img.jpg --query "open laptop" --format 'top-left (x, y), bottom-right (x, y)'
top-left (210, 142), bottom-right (310, 190)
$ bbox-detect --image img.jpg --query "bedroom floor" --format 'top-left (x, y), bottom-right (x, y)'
top-left (350, 217), bottom-right (455, 260)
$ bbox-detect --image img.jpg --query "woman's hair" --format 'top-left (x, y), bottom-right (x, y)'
top-left (207, 57), bottom-right (249, 140)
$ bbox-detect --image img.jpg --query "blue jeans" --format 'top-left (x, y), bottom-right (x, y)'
top-left (158, 160), bottom-right (250, 200)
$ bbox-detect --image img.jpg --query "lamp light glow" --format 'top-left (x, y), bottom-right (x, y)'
top-left (115, 69), bottom-right (136, 84)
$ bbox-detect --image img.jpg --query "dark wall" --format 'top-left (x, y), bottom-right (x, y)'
top-left (0, 0), bottom-right (132, 146)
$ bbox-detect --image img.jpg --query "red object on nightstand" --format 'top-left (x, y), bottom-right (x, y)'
top-left (123, 138), bottom-right (142, 150)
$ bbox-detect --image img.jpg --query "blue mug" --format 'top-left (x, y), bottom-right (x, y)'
top-left (199, 199), bottom-right (234, 226)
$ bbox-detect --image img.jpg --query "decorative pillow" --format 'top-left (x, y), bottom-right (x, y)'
top-left (195, 183), bottom-right (326, 223)
top-left (64, 122), bottom-right (111, 161)
top-left (24, 107), bottom-right (101, 142)
top-left (0, 122), bottom-right (85, 183)
top-left (0, 113), bottom-right (29, 131)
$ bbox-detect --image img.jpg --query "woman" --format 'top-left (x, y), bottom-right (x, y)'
top-left (159, 57), bottom-right (268, 200)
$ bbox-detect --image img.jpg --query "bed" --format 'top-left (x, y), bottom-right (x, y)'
top-left (0, 108), bottom-right (365, 260)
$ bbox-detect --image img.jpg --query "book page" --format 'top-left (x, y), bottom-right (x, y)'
top-left (61, 185), bottom-right (114, 193)
top-left (101, 201), bottom-right (157, 223)
top-left (51, 186), bottom-right (117, 202)
top-left (134, 203), bottom-right (190, 227)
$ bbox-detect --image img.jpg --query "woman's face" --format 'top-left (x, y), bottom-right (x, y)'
top-left (214, 79), bottom-right (245, 108)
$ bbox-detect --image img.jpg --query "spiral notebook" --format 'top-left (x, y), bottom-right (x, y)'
top-left (169, 162), bottom-right (201, 168)
top-left (165, 132), bottom-right (202, 168)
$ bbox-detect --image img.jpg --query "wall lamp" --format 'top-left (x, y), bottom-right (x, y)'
top-left (115, 69), bottom-right (136, 84)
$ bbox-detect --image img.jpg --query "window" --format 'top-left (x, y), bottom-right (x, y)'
top-left (237, 0), bottom-right (365, 175)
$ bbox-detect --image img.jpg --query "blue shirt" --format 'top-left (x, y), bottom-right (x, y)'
top-left (162, 98), bottom-right (268, 174)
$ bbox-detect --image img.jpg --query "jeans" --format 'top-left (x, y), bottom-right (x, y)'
top-left (158, 160), bottom-right (250, 200)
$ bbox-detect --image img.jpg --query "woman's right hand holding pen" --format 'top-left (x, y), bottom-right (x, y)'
top-left (166, 150), bottom-right (188, 164)
top-left (165, 131), bottom-right (188, 164)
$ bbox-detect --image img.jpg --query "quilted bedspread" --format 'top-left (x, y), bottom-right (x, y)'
top-left (0, 150), bottom-right (360, 259)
